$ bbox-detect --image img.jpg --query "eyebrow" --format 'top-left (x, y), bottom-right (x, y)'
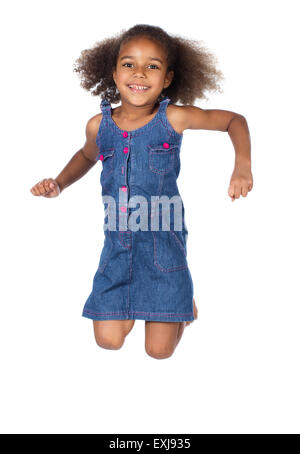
top-left (120, 56), bottom-right (163, 64)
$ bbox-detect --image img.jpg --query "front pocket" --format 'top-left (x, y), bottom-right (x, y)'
top-left (99, 148), bottom-right (115, 189)
top-left (148, 144), bottom-right (177, 175)
top-left (152, 230), bottom-right (188, 272)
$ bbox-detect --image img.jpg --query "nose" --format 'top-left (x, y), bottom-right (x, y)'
top-left (133, 65), bottom-right (146, 78)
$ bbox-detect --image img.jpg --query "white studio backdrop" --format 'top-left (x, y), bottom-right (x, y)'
top-left (0, 0), bottom-right (299, 434)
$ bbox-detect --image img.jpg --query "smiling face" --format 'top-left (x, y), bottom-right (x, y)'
top-left (113, 36), bottom-right (174, 106)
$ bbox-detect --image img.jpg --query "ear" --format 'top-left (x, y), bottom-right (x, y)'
top-left (164, 70), bottom-right (174, 89)
top-left (112, 67), bottom-right (117, 85)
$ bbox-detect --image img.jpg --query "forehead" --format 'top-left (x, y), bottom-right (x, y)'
top-left (118, 36), bottom-right (166, 60)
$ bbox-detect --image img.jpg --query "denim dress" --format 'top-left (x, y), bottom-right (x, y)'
top-left (82, 95), bottom-right (194, 322)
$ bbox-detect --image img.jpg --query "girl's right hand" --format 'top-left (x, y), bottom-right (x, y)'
top-left (30, 178), bottom-right (61, 198)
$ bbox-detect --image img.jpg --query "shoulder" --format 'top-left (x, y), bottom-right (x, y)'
top-left (167, 104), bottom-right (246, 132)
top-left (85, 113), bottom-right (103, 139)
top-left (165, 104), bottom-right (192, 134)
top-left (166, 104), bottom-right (211, 133)
top-left (81, 113), bottom-right (103, 163)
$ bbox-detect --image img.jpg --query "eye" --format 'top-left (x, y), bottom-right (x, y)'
top-left (122, 63), bottom-right (159, 69)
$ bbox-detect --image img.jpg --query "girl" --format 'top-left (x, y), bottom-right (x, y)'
top-left (30, 24), bottom-right (253, 360)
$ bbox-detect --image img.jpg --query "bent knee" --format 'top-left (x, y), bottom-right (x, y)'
top-left (95, 333), bottom-right (125, 350)
top-left (145, 344), bottom-right (175, 359)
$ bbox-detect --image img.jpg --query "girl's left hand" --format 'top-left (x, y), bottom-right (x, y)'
top-left (228, 167), bottom-right (253, 201)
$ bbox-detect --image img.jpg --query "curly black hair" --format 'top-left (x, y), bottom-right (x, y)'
top-left (73, 24), bottom-right (224, 105)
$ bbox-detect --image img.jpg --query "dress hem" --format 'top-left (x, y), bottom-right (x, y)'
top-left (82, 309), bottom-right (194, 322)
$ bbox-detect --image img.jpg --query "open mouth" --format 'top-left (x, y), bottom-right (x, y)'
top-left (128, 84), bottom-right (150, 94)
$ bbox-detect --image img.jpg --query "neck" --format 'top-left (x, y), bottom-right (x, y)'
top-left (115, 98), bottom-right (160, 121)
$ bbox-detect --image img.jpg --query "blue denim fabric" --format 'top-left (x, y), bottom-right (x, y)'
top-left (82, 96), bottom-right (194, 322)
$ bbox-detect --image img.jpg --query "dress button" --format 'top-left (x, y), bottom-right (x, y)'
top-left (123, 131), bottom-right (128, 138)
top-left (123, 147), bottom-right (129, 153)
top-left (120, 206), bottom-right (127, 212)
top-left (99, 154), bottom-right (104, 161)
top-left (121, 186), bottom-right (127, 192)
top-left (163, 142), bottom-right (169, 149)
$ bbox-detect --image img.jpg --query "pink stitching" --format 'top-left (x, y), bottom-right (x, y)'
top-left (132, 311), bottom-right (192, 316)
top-left (83, 309), bottom-right (193, 317)
top-left (98, 229), bottom-right (113, 273)
top-left (152, 231), bottom-right (188, 272)
top-left (101, 152), bottom-right (115, 191)
top-left (119, 230), bottom-right (131, 248)
top-left (147, 144), bottom-right (178, 151)
top-left (100, 147), bottom-right (115, 154)
top-left (83, 310), bottom-right (129, 315)
top-left (98, 117), bottom-right (180, 139)
top-left (149, 151), bottom-right (175, 175)
top-left (105, 99), bottom-right (168, 134)
top-left (170, 230), bottom-right (187, 257)
top-left (98, 102), bottom-right (180, 138)
top-left (127, 244), bottom-right (132, 312)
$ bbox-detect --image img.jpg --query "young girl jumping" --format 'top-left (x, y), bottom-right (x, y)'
top-left (30, 24), bottom-right (253, 360)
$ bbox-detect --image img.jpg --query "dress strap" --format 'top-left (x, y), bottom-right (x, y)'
top-left (158, 96), bottom-right (171, 115)
top-left (100, 95), bottom-right (171, 118)
top-left (100, 98), bottom-right (111, 116)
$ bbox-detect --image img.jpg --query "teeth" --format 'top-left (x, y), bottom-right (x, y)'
top-left (129, 85), bottom-right (148, 90)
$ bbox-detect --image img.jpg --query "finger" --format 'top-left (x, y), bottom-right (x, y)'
top-left (44, 179), bottom-right (58, 196)
top-left (38, 180), bottom-right (47, 195)
top-left (30, 186), bottom-right (39, 196)
top-left (44, 179), bottom-right (51, 193)
top-left (33, 183), bottom-right (43, 196)
top-left (45, 180), bottom-right (60, 197)
top-left (42, 179), bottom-right (51, 194)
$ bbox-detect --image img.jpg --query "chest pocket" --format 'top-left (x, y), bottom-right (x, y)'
top-left (148, 143), bottom-right (177, 175)
top-left (99, 148), bottom-right (115, 188)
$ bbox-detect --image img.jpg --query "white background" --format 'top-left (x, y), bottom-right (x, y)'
top-left (1, 0), bottom-right (299, 434)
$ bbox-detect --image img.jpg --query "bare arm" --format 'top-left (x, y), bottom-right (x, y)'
top-left (55, 114), bottom-right (102, 192)
top-left (30, 114), bottom-right (102, 197)
top-left (175, 105), bottom-right (253, 201)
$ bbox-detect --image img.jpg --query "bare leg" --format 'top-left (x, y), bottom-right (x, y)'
top-left (145, 321), bottom-right (182, 360)
top-left (185, 297), bottom-right (198, 327)
top-left (144, 298), bottom-right (198, 358)
top-left (93, 319), bottom-right (135, 350)
top-left (175, 321), bottom-right (185, 347)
